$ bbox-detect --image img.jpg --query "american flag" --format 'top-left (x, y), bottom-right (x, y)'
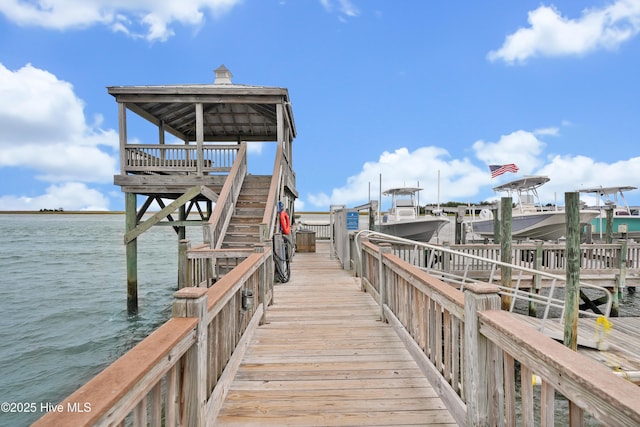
top-left (489, 163), bottom-right (519, 178)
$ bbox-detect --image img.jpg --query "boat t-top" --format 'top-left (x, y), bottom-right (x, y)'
top-left (376, 187), bottom-right (449, 242)
top-left (578, 185), bottom-right (640, 238)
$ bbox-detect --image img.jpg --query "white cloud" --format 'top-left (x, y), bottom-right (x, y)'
top-left (306, 146), bottom-right (485, 209)
top-left (488, 1), bottom-right (640, 64)
top-left (0, 63), bottom-right (119, 183)
top-left (536, 155), bottom-right (640, 203)
top-left (0, 182), bottom-right (110, 211)
top-left (0, 0), bottom-right (244, 42)
top-left (320, 0), bottom-right (360, 19)
top-left (301, 126), bottom-right (640, 211)
top-left (472, 130), bottom-right (545, 175)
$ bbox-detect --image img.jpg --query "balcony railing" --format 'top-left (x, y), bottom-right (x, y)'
top-left (123, 144), bottom-right (239, 175)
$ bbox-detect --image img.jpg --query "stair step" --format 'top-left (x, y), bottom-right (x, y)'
top-left (219, 174), bottom-right (270, 249)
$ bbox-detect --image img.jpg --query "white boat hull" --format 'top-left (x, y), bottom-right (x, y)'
top-left (376, 217), bottom-right (449, 242)
top-left (470, 210), bottom-right (600, 241)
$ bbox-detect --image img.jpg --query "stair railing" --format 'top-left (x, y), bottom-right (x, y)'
top-left (261, 142), bottom-right (284, 241)
top-left (207, 143), bottom-right (247, 249)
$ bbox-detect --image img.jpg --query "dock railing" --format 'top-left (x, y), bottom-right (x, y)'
top-left (356, 231), bottom-right (613, 323)
top-left (354, 232), bottom-right (640, 426)
top-left (297, 223), bottom-right (331, 239)
top-left (446, 240), bottom-right (638, 286)
top-left (33, 246), bottom-right (273, 427)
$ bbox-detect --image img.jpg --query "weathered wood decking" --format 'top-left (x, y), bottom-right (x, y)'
top-left (215, 241), bottom-right (458, 426)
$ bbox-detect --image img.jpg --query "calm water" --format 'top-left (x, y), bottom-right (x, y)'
top-left (0, 214), bottom-right (199, 426)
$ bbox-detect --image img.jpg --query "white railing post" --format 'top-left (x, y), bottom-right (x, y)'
top-left (464, 282), bottom-right (502, 426)
top-left (172, 287), bottom-right (208, 427)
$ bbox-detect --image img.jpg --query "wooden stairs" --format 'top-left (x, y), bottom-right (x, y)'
top-left (221, 175), bottom-right (271, 249)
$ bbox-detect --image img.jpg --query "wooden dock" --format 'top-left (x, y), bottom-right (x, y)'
top-left (513, 314), bottom-right (640, 379)
top-left (215, 241), bottom-right (458, 426)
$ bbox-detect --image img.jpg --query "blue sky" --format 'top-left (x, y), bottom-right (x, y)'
top-left (1, 0), bottom-right (639, 212)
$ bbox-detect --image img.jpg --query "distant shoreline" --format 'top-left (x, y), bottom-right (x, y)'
top-left (0, 211), bottom-right (125, 215)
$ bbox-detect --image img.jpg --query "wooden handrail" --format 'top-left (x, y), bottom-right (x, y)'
top-left (357, 238), bottom-right (640, 426)
top-left (261, 142), bottom-right (283, 240)
top-left (480, 309), bottom-right (640, 426)
top-left (207, 143), bottom-right (247, 248)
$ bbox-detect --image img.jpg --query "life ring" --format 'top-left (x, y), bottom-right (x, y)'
top-left (279, 210), bottom-right (291, 235)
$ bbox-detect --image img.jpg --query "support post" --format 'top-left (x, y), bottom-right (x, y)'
top-left (464, 283), bottom-right (502, 426)
top-left (529, 241), bottom-right (543, 317)
top-left (500, 197), bottom-right (513, 310)
top-left (195, 102), bottom-right (204, 176)
top-left (605, 207), bottom-right (614, 244)
top-left (125, 192), bottom-right (138, 315)
top-left (564, 192), bottom-right (580, 351)
top-left (492, 207), bottom-right (501, 244)
top-left (172, 287), bottom-right (208, 427)
top-left (455, 206), bottom-right (465, 244)
top-left (613, 239), bottom-right (627, 316)
top-left (254, 244), bottom-right (269, 325)
top-left (378, 244), bottom-right (392, 322)
top-left (178, 205), bottom-right (186, 240)
top-left (178, 239), bottom-right (191, 289)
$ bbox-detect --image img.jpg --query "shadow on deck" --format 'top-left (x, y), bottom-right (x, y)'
top-left (215, 241), bottom-right (458, 426)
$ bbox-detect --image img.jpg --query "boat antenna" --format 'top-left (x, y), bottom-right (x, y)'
top-left (378, 173), bottom-right (382, 222)
top-left (437, 170), bottom-right (441, 211)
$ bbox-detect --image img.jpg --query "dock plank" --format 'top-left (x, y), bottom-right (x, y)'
top-left (214, 241), bottom-right (458, 426)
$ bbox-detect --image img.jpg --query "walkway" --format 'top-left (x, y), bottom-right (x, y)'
top-left (215, 241), bottom-right (458, 426)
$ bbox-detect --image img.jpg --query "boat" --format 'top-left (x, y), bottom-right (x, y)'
top-left (467, 176), bottom-right (600, 241)
top-left (376, 187), bottom-right (449, 242)
top-left (578, 185), bottom-right (640, 238)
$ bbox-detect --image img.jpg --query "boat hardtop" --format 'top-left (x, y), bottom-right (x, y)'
top-left (491, 175), bottom-right (550, 214)
top-left (578, 185), bottom-right (637, 195)
top-left (383, 187), bottom-right (423, 197)
top-left (578, 185), bottom-right (639, 215)
top-left (492, 175), bottom-right (550, 193)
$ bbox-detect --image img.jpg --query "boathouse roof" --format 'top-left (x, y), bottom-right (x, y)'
top-left (106, 65), bottom-right (296, 142)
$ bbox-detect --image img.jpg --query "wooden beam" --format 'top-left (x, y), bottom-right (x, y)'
top-left (124, 186), bottom-right (203, 244)
top-left (199, 185), bottom-right (219, 203)
top-left (125, 102), bottom-right (188, 141)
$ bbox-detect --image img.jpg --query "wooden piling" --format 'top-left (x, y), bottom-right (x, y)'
top-left (500, 197), bottom-right (513, 310)
top-left (492, 207), bottom-right (501, 244)
top-left (605, 207), bottom-right (614, 244)
top-left (125, 192), bottom-right (138, 315)
top-left (564, 192), bottom-right (580, 351)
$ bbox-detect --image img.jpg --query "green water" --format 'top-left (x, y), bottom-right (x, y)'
top-left (0, 214), bottom-right (199, 426)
